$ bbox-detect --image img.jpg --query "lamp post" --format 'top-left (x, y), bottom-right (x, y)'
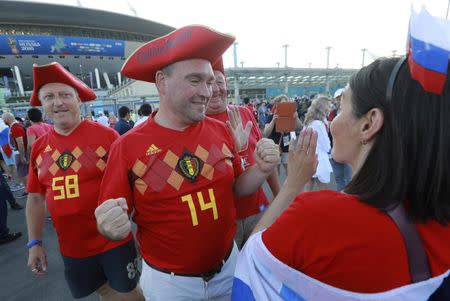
top-left (282, 44), bottom-right (289, 68)
top-left (240, 61), bottom-right (244, 68)
top-left (325, 46), bottom-right (331, 93)
top-left (391, 50), bottom-right (397, 57)
top-left (446, 0), bottom-right (449, 19)
top-left (361, 48), bottom-right (367, 67)
top-left (276, 62), bottom-right (280, 68)
top-left (233, 42), bottom-right (238, 68)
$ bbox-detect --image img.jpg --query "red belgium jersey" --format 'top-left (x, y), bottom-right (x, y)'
top-left (207, 106), bottom-right (269, 219)
top-left (27, 120), bottom-right (125, 258)
top-left (99, 114), bottom-right (243, 274)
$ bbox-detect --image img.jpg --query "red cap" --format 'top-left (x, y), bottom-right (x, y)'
top-left (121, 25), bottom-right (235, 82)
top-left (212, 56), bottom-right (225, 74)
top-left (30, 62), bottom-right (96, 106)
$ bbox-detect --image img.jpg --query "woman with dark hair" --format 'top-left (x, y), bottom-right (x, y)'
top-left (232, 56), bottom-right (450, 300)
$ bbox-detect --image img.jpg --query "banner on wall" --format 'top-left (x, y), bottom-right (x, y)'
top-left (0, 35), bottom-right (125, 56)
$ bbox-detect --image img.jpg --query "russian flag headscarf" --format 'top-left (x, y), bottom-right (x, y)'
top-left (408, 7), bottom-right (450, 94)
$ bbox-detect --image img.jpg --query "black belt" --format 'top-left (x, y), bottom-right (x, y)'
top-left (144, 243), bottom-right (234, 282)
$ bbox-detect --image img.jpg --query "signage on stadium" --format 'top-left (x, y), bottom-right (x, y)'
top-left (0, 35), bottom-right (125, 56)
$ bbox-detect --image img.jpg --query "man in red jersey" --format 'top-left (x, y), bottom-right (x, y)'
top-left (94, 25), bottom-right (280, 300)
top-left (206, 57), bottom-right (280, 249)
top-left (26, 63), bottom-right (144, 301)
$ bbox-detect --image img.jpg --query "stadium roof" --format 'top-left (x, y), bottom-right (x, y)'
top-left (0, 1), bottom-right (176, 93)
top-left (225, 67), bottom-right (358, 89)
top-left (0, 1), bottom-right (174, 41)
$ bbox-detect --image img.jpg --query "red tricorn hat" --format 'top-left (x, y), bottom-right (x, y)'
top-left (212, 56), bottom-right (225, 74)
top-left (121, 25), bottom-right (235, 82)
top-left (30, 62), bottom-right (96, 106)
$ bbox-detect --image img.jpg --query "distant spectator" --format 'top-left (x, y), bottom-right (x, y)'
top-left (329, 88), bottom-right (352, 191)
top-left (26, 108), bottom-right (52, 156)
top-left (304, 95), bottom-right (333, 190)
top-left (263, 95), bottom-right (303, 175)
top-left (96, 111), bottom-right (109, 127)
top-left (257, 102), bottom-right (269, 129)
top-left (134, 103), bottom-right (152, 126)
top-left (108, 113), bottom-right (117, 129)
top-left (114, 106), bottom-right (132, 135)
top-left (2, 112), bottom-right (28, 189)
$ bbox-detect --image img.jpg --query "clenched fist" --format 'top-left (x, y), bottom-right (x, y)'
top-left (254, 138), bottom-right (280, 174)
top-left (95, 198), bottom-right (131, 241)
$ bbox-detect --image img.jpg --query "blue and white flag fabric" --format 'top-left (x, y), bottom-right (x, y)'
top-left (0, 119), bottom-right (12, 158)
top-left (232, 231), bottom-right (449, 301)
top-left (408, 7), bottom-right (450, 94)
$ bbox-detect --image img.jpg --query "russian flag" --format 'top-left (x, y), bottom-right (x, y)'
top-left (408, 7), bottom-right (450, 94)
top-left (0, 119), bottom-right (12, 158)
top-left (232, 232), bottom-right (450, 301)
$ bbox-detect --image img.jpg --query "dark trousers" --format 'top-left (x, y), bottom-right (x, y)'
top-left (0, 174), bottom-right (13, 237)
top-left (0, 174), bottom-right (17, 207)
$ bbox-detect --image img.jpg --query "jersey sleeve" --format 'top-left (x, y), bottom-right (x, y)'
top-left (26, 142), bottom-right (46, 194)
top-left (10, 124), bottom-right (21, 139)
top-left (240, 106), bottom-right (262, 141)
top-left (98, 139), bottom-right (134, 210)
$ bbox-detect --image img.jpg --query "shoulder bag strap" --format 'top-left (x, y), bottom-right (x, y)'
top-left (387, 204), bottom-right (431, 283)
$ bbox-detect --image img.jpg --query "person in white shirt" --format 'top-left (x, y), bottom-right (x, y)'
top-left (303, 95), bottom-right (333, 190)
top-left (96, 111), bottom-right (109, 127)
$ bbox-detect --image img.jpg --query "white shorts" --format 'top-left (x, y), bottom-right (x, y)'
top-left (140, 242), bottom-right (239, 301)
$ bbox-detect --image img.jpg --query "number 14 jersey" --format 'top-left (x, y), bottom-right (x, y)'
top-left (99, 115), bottom-right (243, 274)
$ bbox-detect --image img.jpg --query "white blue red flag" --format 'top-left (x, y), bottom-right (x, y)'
top-left (232, 232), bottom-right (449, 301)
top-left (0, 119), bottom-right (12, 158)
top-left (408, 7), bottom-right (450, 94)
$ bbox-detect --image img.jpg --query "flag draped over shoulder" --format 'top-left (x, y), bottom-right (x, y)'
top-left (408, 7), bottom-right (450, 94)
top-left (0, 119), bottom-right (12, 158)
top-left (232, 232), bottom-right (449, 301)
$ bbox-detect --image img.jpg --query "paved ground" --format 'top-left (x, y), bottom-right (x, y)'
top-left (1, 168), bottom-right (335, 301)
top-left (2, 187), bottom-right (97, 301)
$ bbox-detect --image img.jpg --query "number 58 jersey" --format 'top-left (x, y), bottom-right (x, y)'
top-left (98, 115), bottom-right (244, 274)
top-left (27, 120), bottom-right (126, 258)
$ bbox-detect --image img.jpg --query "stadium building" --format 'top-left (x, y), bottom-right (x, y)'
top-left (0, 0), bottom-right (174, 111)
top-left (0, 0), bottom-right (358, 116)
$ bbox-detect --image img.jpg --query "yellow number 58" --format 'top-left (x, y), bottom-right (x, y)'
top-left (52, 175), bottom-right (80, 200)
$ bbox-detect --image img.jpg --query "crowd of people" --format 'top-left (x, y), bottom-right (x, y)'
top-left (0, 13), bottom-right (449, 301)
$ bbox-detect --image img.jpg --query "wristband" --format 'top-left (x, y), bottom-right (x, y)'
top-left (27, 239), bottom-right (42, 249)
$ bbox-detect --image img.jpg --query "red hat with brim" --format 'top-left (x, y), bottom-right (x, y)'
top-left (121, 25), bottom-right (235, 82)
top-left (212, 56), bottom-right (225, 74)
top-left (30, 62), bottom-right (96, 106)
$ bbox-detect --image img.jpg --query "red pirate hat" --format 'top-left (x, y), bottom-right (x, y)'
top-left (30, 62), bottom-right (96, 106)
top-left (212, 56), bottom-right (225, 74)
top-left (121, 25), bottom-right (235, 82)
